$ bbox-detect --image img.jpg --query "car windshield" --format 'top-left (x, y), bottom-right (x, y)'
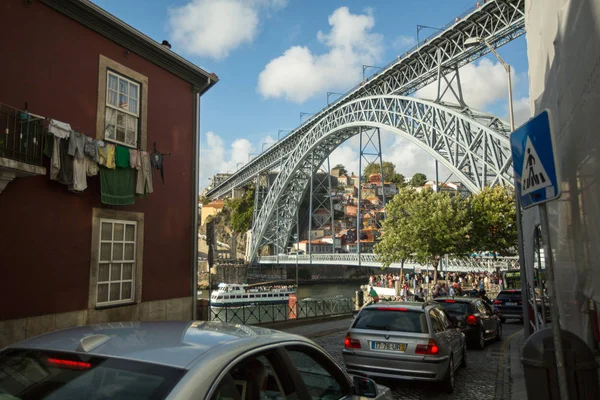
top-left (353, 309), bottom-right (428, 333)
top-left (438, 302), bottom-right (471, 316)
top-left (0, 349), bottom-right (185, 400)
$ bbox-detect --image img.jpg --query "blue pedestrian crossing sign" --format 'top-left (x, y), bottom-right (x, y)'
top-left (510, 110), bottom-right (560, 209)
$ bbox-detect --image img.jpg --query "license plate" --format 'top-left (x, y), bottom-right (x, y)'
top-left (371, 341), bottom-right (405, 352)
top-left (505, 302), bottom-right (517, 306)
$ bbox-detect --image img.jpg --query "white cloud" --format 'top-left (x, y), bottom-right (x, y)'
top-left (415, 58), bottom-right (519, 110)
top-left (168, 0), bottom-right (287, 60)
top-left (257, 7), bottom-right (384, 103)
top-left (329, 144), bottom-right (359, 177)
top-left (392, 35), bottom-right (416, 51)
top-left (512, 96), bottom-right (532, 127)
top-left (200, 132), bottom-right (254, 190)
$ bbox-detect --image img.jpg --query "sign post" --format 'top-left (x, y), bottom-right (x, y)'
top-left (510, 109), bottom-right (568, 400)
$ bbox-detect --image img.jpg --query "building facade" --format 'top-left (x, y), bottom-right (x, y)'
top-left (0, 0), bottom-right (217, 347)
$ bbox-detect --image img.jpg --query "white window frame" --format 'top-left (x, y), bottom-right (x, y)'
top-left (97, 218), bottom-right (137, 306)
top-left (104, 70), bottom-right (140, 148)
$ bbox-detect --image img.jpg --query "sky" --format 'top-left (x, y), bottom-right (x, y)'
top-left (91, 0), bottom-right (531, 191)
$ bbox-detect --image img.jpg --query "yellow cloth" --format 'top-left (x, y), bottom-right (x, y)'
top-left (98, 143), bottom-right (116, 169)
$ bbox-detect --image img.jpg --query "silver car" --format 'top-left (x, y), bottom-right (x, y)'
top-left (0, 320), bottom-right (392, 399)
top-left (342, 301), bottom-right (466, 393)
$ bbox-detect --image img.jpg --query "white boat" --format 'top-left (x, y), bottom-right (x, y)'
top-left (210, 283), bottom-right (296, 307)
top-left (361, 284), bottom-right (397, 297)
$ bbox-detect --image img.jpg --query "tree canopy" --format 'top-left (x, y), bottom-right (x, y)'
top-left (410, 173), bottom-right (428, 187)
top-left (375, 187), bottom-right (471, 281)
top-left (362, 161), bottom-right (407, 187)
top-left (467, 186), bottom-right (518, 256)
top-left (226, 187), bottom-right (255, 233)
top-left (333, 164), bottom-right (348, 176)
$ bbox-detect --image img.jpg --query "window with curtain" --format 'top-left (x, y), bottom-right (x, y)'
top-left (105, 71), bottom-right (140, 148)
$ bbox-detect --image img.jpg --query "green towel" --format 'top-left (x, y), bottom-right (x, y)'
top-left (115, 145), bottom-right (130, 168)
top-left (100, 167), bottom-right (135, 205)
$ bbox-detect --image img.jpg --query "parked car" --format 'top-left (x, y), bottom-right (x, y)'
top-left (0, 321), bottom-right (392, 400)
top-left (342, 301), bottom-right (466, 393)
top-left (435, 297), bottom-right (502, 349)
top-left (494, 289), bottom-right (524, 322)
top-left (493, 289), bottom-right (551, 324)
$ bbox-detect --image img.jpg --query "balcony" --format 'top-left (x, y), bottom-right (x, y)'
top-left (0, 103), bottom-right (46, 193)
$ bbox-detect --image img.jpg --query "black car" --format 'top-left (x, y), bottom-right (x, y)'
top-left (494, 290), bottom-right (523, 323)
top-left (435, 297), bottom-right (502, 349)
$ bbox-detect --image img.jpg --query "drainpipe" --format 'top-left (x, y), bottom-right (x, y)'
top-left (191, 88), bottom-right (201, 320)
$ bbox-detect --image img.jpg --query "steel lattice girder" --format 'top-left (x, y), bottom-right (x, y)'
top-left (206, 0), bottom-right (524, 200)
top-left (250, 96), bottom-right (513, 263)
top-left (257, 254), bottom-right (519, 272)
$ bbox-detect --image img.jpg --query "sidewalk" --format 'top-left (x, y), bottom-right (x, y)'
top-left (495, 328), bottom-right (526, 400)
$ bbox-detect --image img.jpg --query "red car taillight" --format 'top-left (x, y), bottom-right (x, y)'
top-left (493, 299), bottom-right (502, 305)
top-left (415, 339), bottom-right (439, 355)
top-left (344, 333), bottom-right (361, 349)
top-left (466, 315), bottom-right (478, 326)
top-left (47, 358), bottom-right (91, 370)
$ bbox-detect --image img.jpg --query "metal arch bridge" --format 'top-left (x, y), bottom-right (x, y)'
top-left (258, 254), bottom-right (519, 273)
top-left (206, 0), bottom-right (525, 199)
top-left (206, 0), bottom-right (525, 264)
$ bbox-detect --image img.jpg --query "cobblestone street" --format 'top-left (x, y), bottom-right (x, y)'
top-left (312, 320), bottom-right (522, 399)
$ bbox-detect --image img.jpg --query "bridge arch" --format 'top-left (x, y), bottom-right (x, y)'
top-left (250, 95), bottom-right (513, 262)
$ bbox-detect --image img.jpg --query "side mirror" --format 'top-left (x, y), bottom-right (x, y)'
top-left (353, 376), bottom-right (378, 398)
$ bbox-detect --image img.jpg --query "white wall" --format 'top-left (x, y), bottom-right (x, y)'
top-left (525, 0), bottom-right (600, 346)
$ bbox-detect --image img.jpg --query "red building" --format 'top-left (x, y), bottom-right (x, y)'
top-left (0, 0), bottom-right (217, 347)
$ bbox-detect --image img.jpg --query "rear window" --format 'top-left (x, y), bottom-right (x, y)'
top-left (438, 301), bottom-right (471, 316)
top-left (0, 349), bottom-right (185, 400)
top-left (498, 290), bottom-right (522, 299)
top-left (353, 308), bottom-right (429, 333)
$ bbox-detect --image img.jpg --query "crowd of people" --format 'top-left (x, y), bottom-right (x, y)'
top-left (368, 270), bottom-right (503, 302)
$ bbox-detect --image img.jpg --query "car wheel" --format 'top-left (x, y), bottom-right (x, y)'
top-left (477, 328), bottom-right (486, 350)
top-left (441, 356), bottom-right (455, 393)
top-left (460, 342), bottom-right (467, 368)
top-left (496, 324), bottom-right (503, 341)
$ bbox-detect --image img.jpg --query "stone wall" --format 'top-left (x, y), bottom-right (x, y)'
top-left (211, 264), bottom-right (248, 285)
top-left (0, 296), bottom-right (192, 349)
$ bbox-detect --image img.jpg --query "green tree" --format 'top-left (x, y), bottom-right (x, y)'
top-left (410, 172), bottom-right (427, 187)
top-left (376, 187), bottom-right (471, 283)
top-left (226, 187), bottom-right (255, 233)
top-left (468, 186), bottom-right (518, 257)
top-left (333, 164), bottom-right (348, 176)
top-left (362, 161), bottom-right (406, 187)
top-left (198, 195), bottom-right (210, 206)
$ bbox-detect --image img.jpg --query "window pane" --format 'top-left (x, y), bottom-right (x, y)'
top-left (117, 112), bottom-right (126, 128)
top-left (97, 284), bottom-right (109, 303)
top-left (105, 108), bottom-right (117, 140)
top-left (124, 244), bottom-right (135, 261)
top-left (101, 222), bottom-right (112, 240)
top-left (122, 282), bottom-right (132, 299)
top-left (286, 350), bottom-right (344, 398)
top-left (108, 73), bottom-right (118, 90)
top-left (110, 263), bottom-right (122, 281)
top-left (129, 99), bottom-right (138, 115)
top-left (123, 263), bottom-right (133, 280)
top-left (110, 283), bottom-right (121, 301)
top-left (100, 243), bottom-right (112, 261)
top-left (119, 79), bottom-right (129, 96)
top-left (129, 83), bottom-right (138, 100)
top-left (116, 126), bottom-right (125, 142)
top-left (114, 223), bottom-right (124, 241)
top-left (107, 89), bottom-right (118, 107)
top-left (98, 264), bottom-right (110, 282)
top-left (119, 94), bottom-right (129, 111)
top-left (125, 224), bottom-right (135, 241)
top-left (113, 243), bottom-right (124, 261)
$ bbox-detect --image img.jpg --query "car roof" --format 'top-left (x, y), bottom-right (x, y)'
top-left (435, 296), bottom-right (479, 303)
top-left (7, 321), bottom-right (310, 369)
top-left (364, 301), bottom-right (427, 311)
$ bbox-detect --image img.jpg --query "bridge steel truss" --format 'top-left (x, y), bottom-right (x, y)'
top-left (206, 0), bottom-right (525, 200)
top-left (249, 96), bottom-right (513, 262)
top-left (258, 254), bottom-right (519, 273)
